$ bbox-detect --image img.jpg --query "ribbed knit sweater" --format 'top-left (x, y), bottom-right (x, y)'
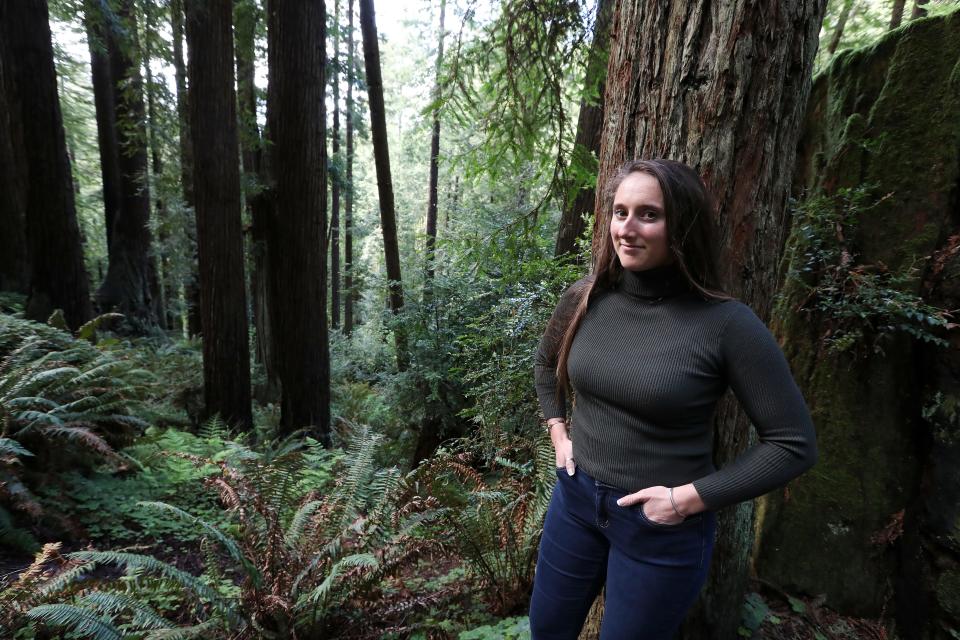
top-left (534, 263), bottom-right (818, 511)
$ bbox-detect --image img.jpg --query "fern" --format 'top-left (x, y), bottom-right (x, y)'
top-left (25, 604), bottom-right (123, 640)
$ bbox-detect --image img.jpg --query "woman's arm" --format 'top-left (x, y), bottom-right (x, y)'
top-left (689, 302), bottom-right (818, 511)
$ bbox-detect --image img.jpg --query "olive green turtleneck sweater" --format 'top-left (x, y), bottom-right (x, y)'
top-left (534, 264), bottom-right (818, 510)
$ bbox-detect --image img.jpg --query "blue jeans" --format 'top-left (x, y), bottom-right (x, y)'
top-left (529, 467), bottom-right (716, 640)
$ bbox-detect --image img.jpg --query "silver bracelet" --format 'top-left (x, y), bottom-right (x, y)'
top-left (668, 487), bottom-right (687, 518)
top-left (545, 419), bottom-right (567, 432)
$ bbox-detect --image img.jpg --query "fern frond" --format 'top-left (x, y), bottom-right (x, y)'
top-left (142, 619), bottom-right (222, 640)
top-left (295, 553), bottom-right (378, 611)
top-left (285, 499), bottom-right (322, 548)
top-left (25, 604), bottom-right (122, 640)
top-left (136, 502), bottom-right (262, 587)
top-left (0, 437), bottom-right (33, 458)
top-left (80, 591), bottom-right (170, 630)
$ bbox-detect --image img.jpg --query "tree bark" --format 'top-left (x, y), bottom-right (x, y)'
top-left (828, 0), bottom-right (855, 54)
top-left (330, 0), bottom-right (342, 330)
top-left (84, 0), bottom-right (123, 263)
top-left (234, 0), bottom-right (277, 393)
top-left (143, 0), bottom-right (167, 330)
top-left (171, 0), bottom-right (201, 337)
top-left (185, 0), bottom-right (253, 430)
top-left (2, 0), bottom-right (93, 329)
top-left (360, 0), bottom-right (407, 371)
top-left (554, 0), bottom-right (612, 260)
top-left (0, 21), bottom-right (29, 295)
top-left (95, 0), bottom-right (157, 332)
top-left (594, 2), bottom-right (827, 637)
top-left (911, 0), bottom-right (929, 20)
top-left (344, 0), bottom-right (356, 336)
top-left (890, 0), bottom-right (907, 29)
top-left (265, 0), bottom-right (331, 442)
top-left (423, 0), bottom-right (446, 292)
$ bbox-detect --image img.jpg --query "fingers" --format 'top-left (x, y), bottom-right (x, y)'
top-left (565, 456), bottom-right (576, 476)
top-left (616, 491), bottom-right (643, 507)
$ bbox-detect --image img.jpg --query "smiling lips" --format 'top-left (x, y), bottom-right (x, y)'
top-left (620, 243), bottom-right (645, 250)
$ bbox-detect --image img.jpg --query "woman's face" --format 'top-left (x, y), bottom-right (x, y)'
top-left (609, 171), bottom-right (673, 271)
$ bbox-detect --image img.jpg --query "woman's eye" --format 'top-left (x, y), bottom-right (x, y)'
top-left (613, 209), bottom-right (627, 218)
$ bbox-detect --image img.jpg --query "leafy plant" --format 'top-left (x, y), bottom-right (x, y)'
top-left (784, 186), bottom-right (954, 355)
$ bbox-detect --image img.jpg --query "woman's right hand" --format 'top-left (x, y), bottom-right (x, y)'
top-left (548, 419), bottom-right (576, 475)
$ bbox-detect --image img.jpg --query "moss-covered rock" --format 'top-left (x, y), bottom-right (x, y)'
top-left (757, 8), bottom-right (960, 627)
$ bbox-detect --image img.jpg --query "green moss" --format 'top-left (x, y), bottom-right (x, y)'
top-left (937, 570), bottom-right (960, 618)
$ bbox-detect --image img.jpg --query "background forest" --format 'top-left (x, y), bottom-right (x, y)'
top-left (1, 0), bottom-right (960, 638)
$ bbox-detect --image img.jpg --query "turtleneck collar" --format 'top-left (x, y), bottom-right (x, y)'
top-left (618, 262), bottom-right (691, 300)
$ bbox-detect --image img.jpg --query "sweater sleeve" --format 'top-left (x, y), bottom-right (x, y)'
top-left (691, 302), bottom-right (818, 510)
top-left (533, 279), bottom-right (589, 420)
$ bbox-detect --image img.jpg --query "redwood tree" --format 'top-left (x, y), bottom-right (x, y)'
top-left (0, 23), bottom-right (29, 295)
top-left (185, 0), bottom-right (253, 430)
top-left (423, 0), bottom-right (446, 291)
top-left (265, 0), bottom-right (331, 442)
top-left (360, 0), bottom-right (407, 370)
top-left (593, 2), bottom-right (827, 637)
top-left (2, 0), bottom-right (92, 329)
top-left (344, 0), bottom-right (356, 335)
top-left (95, 0), bottom-right (158, 331)
top-left (330, 0), bottom-right (342, 330)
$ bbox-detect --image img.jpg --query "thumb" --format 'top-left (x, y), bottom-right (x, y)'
top-left (616, 491), bottom-right (645, 507)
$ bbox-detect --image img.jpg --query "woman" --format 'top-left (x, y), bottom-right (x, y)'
top-left (529, 159), bottom-right (818, 639)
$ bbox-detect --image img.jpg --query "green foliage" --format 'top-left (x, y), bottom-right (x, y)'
top-left (0, 314), bottom-right (151, 548)
top-left (416, 435), bottom-right (556, 616)
top-left (783, 186), bottom-right (953, 355)
top-left (458, 615), bottom-right (530, 639)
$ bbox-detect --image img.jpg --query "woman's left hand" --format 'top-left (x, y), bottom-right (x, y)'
top-left (616, 486), bottom-right (684, 525)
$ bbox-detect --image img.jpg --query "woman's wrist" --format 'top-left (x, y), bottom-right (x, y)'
top-left (546, 418), bottom-right (569, 443)
top-left (670, 483), bottom-right (706, 516)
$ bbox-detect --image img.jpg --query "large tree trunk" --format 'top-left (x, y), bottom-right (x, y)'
top-left (265, 0), bottom-right (331, 443)
top-left (171, 0), bottom-right (201, 337)
top-left (593, 2), bottom-right (827, 637)
top-left (95, 0), bottom-right (157, 332)
top-left (185, 0), bottom-right (253, 430)
top-left (84, 0), bottom-right (123, 263)
top-left (554, 0), bottom-right (612, 260)
top-left (2, 0), bottom-right (93, 329)
top-left (423, 0), bottom-right (446, 292)
top-left (0, 23), bottom-right (29, 295)
top-left (360, 0), bottom-right (407, 371)
top-left (330, 0), bottom-right (342, 330)
top-left (344, 0), bottom-right (356, 336)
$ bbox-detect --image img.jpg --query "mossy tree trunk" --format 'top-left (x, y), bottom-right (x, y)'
top-left (756, 13), bottom-right (960, 636)
top-left (593, 2), bottom-right (827, 637)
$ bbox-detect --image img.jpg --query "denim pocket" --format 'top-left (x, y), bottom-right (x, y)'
top-left (634, 503), bottom-right (702, 529)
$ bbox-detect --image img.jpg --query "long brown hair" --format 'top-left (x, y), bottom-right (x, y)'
top-left (555, 159), bottom-right (731, 396)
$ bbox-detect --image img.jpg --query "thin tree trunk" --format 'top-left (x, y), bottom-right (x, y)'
top-left (594, 2), bottom-right (827, 637)
top-left (330, 0), bottom-right (342, 330)
top-left (171, 0), bottom-right (201, 336)
top-left (890, 0), bottom-right (907, 29)
top-left (344, 0), bottom-right (356, 336)
top-left (185, 0), bottom-right (253, 430)
top-left (143, 0), bottom-right (167, 330)
top-left (265, 0), bottom-right (331, 442)
top-left (423, 0), bottom-right (446, 293)
top-left (829, 0), bottom-right (856, 54)
top-left (84, 0), bottom-right (122, 262)
top-left (554, 0), bottom-right (612, 260)
top-left (95, 0), bottom-right (157, 332)
top-left (911, 0), bottom-right (929, 19)
top-left (0, 21), bottom-right (29, 294)
top-left (360, 0), bottom-right (407, 370)
top-left (235, 0), bottom-right (277, 393)
top-left (2, 0), bottom-right (93, 329)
